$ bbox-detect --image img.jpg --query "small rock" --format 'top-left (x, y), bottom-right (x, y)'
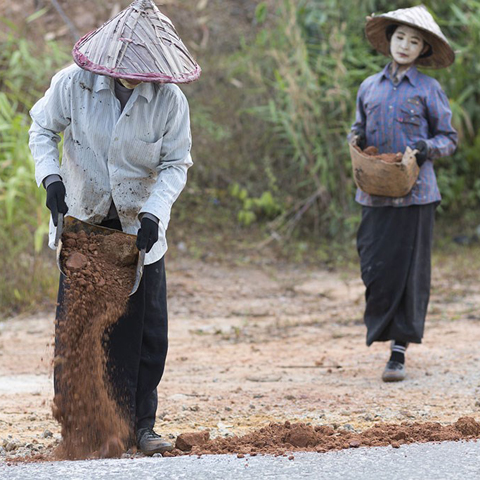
top-left (66, 252), bottom-right (88, 270)
top-left (349, 440), bottom-right (361, 448)
top-left (42, 430), bottom-right (53, 438)
top-left (455, 417), bottom-right (480, 436)
top-left (175, 432), bottom-right (210, 452)
top-left (4, 441), bottom-right (18, 452)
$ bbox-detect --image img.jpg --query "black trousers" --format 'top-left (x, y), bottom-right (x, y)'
top-left (55, 218), bottom-right (168, 433)
top-left (356, 204), bottom-right (436, 346)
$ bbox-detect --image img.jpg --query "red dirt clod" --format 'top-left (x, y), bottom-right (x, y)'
top-left (65, 252), bottom-right (88, 270)
top-left (176, 431), bottom-right (211, 452)
top-left (455, 417), bottom-right (480, 436)
top-left (355, 145), bottom-right (403, 163)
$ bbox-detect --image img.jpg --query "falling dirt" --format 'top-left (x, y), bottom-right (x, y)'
top-left (356, 145), bottom-right (403, 163)
top-left (53, 230), bottom-right (136, 460)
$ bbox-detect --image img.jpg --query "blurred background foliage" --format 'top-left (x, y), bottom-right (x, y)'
top-left (1, 0), bottom-right (479, 316)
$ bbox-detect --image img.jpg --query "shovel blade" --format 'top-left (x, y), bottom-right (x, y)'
top-left (55, 216), bottom-right (143, 294)
top-left (129, 248), bottom-right (145, 296)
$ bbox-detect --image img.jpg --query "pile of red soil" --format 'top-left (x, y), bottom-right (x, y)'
top-left (355, 145), bottom-right (403, 163)
top-left (169, 417), bottom-right (480, 457)
top-left (53, 230), bottom-right (136, 460)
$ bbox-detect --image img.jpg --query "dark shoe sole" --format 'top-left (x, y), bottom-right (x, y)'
top-left (382, 371), bottom-right (406, 382)
top-left (382, 360), bottom-right (406, 382)
top-left (139, 443), bottom-right (174, 456)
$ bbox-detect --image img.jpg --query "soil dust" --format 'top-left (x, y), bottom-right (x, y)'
top-left (53, 229), bottom-right (136, 460)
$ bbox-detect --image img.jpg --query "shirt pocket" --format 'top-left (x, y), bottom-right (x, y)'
top-left (396, 102), bottom-right (422, 136)
top-left (132, 138), bottom-right (164, 170)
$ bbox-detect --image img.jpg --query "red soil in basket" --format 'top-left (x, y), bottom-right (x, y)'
top-left (355, 145), bottom-right (403, 163)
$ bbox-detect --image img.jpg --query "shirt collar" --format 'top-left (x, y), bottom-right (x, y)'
top-left (381, 62), bottom-right (419, 87)
top-left (93, 74), bottom-right (155, 102)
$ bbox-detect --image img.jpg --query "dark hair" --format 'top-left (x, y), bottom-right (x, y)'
top-left (386, 23), bottom-right (433, 59)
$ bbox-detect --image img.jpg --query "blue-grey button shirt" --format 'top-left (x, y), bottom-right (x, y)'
top-left (350, 63), bottom-right (458, 207)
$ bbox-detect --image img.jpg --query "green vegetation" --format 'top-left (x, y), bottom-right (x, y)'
top-left (1, 1), bottom-right (480, 315)
top-left (0, 28), bottom-right (70, 316)
top-left (213, 0), bottom-right (480, 239)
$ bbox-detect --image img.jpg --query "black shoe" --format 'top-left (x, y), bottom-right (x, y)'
top-left (382, 361), bottom-right (406, 382)
top-left (136, 428), bottom-right (174, 456)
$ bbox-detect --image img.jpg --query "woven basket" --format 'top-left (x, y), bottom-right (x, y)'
top-left (349, 142), bottom-right (420, 197)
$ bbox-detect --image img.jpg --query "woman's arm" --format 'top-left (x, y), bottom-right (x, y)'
top-left (424, 82), bottom-right (458, 160)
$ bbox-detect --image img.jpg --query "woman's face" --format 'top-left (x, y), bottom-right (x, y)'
top-left (390, 25), bottom-right (425, 65)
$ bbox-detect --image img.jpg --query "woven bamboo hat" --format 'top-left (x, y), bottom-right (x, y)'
top-left (72, 0), bottom-right (201, 83)
top-left (365, 4), bottom-right (455, 69)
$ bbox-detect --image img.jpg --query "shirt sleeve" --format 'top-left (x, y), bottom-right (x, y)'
top-left (139, 87), bottom-right (193, 229)
top-left (29, 69), bottom-right (72, 187)
top-left (348, 81), bottom-right (367, 142)
top-left (424, 82), bottom-right (458, 160)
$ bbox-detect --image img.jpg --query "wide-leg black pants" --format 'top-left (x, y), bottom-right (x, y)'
top-left (356, 204), bottom-right (436, 346)
top-left (54, 219), bottom-right (168, 434)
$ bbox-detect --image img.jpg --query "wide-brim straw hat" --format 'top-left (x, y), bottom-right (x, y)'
top-left (72, 0), bottom-right (201, 83)
top-left (365, 4), bottom-right (455, 69)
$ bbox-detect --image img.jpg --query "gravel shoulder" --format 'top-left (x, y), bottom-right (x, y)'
top-left (1, 250), bottom-right (480, 457)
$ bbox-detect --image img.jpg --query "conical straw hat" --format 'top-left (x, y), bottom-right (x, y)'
top-left (365, 5), bottom-right (454, 69)
top-left (73, 0), bottom-right (201, 83)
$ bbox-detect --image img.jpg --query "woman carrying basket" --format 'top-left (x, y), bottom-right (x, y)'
top-left (350, 6), bottom-right (457, 382)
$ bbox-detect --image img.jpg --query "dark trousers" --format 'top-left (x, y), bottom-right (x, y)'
top-left (356, 204), bottom-right (436, 346)
top-left (54, 218), bottom-right (168, 434)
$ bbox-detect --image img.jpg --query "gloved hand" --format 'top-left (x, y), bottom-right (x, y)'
top-left (136, 217), bottom-right (159, 253)
top-left (353, 128), bottom-right (366, 150)
top-left (46, 181), bottom-right (68, 226)
top-left (414, 140), bottom-right (428, 167)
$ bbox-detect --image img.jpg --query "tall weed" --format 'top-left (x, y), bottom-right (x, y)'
top-left (234, 0), bottom-right (480, 237)
top-left (0, 32), bottom-right (69, 316)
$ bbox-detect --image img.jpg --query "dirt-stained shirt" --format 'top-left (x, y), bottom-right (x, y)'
top-left (350, 63), bottom-right (458, 207)
top-left (29, 64), bottom-right (193, 265)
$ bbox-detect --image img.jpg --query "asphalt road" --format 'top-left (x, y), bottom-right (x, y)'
top-left (1, 440), bottom-right (479, 480)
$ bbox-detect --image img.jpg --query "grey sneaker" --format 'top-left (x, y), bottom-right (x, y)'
top-left (137, 428), bottom-right (174, 456)
top-left (382, 360), bottom-right (406, 382)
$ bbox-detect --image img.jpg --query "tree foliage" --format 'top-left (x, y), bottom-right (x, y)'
top-left (228, 0), bottom-right (480, 238)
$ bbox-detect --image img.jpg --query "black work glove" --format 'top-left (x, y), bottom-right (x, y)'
top-left (353, 128), bottom-right (367, 150)
top-left (414, 140), bottom-right (428, 167)
top-left (136, 217), bottom-right (159, 253)
top-left (46, 181), bottom-right (68, 226)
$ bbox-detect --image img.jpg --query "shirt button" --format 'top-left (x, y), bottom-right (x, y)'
top-left (393, 87), bottom-right (397, 91)
top-left (389, 106), bottom-right (393, 109)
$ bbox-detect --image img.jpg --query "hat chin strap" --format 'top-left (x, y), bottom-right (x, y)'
top-left (118, 78), bottom-right (141, 89)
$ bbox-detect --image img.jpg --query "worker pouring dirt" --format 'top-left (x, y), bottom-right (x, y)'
top-left (349, 6), bottom-right (457, 381)
top-left (29, 0), bottom-right (200, 456)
